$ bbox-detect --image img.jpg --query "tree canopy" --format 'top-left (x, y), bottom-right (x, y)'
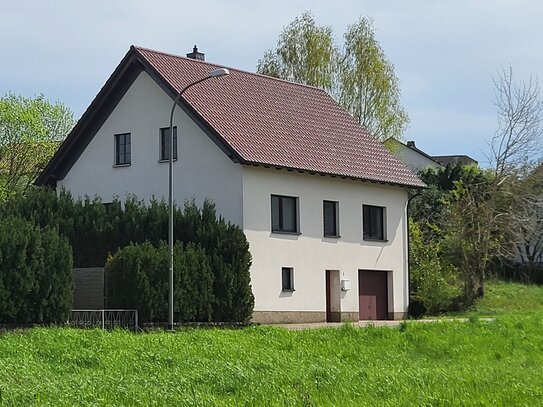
top-left (257, 12), bottom-right (408, 140)
top-left (0, 93), bottom-right (74, 199)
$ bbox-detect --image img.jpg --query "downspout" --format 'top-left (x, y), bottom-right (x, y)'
top-left (406, 190), bottom-right (422, 317)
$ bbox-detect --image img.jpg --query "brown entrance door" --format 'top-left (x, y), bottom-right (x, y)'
top-left (358, 270), bottom-right (388, 320)
top-left (326, 270), bottom-right (341, 322)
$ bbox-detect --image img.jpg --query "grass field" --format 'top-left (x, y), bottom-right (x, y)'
top-left (0, 281), bottom-right (542, 406)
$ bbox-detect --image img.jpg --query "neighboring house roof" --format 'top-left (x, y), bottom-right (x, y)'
top-left (37, 46), bottom-right (425, 188)
top-left (432, 155), bottom-right (478, 167)
top-left (385, 139), bottom-right (444, 169)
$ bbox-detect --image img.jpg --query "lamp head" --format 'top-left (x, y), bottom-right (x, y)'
top-left (209, 68), bottom-right (229, 78)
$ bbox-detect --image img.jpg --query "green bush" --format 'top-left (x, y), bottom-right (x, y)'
top-left (409, 221), bottom-right (460, 315)
top-left (105, 241), bottom-right (238, 323)
top-left (0, 216), bottom-right (73, 323)
top-left (0, 188), bottom-right (254, 322)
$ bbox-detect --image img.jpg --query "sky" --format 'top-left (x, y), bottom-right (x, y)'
top-left (2, 0), bottom-right (543, 165)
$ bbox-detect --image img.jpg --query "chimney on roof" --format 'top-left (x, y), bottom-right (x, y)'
top-left (186, 45), bottom-right (205, 61)
top-left (406, 140), bottom-right (416, 148)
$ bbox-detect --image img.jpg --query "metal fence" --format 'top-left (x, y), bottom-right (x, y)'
top-left (68, 309), bottom-right (138, 331)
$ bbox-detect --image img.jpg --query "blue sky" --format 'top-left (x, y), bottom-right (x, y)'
top-left (2, 0), bottom-right (542, 165)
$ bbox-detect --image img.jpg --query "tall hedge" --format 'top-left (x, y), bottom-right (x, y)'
top-left (106, 242), bottom-right (217, 323)
top-left (0, 187), bottom-right (254, 322)
top-left (0, 216), bottom-right (73, 323)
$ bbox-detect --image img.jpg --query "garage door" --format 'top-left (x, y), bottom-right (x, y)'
top-left (358, 270), bottom-right (388, 320)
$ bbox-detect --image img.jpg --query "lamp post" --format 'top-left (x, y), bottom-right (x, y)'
top-left (168, 67), bottom-right (229, 330)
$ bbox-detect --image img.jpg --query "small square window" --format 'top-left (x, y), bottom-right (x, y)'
top-left (363, 205), bottom-right (386, 241)
top-left (114, 133), bottom-right (131, 165)
top-left (160, 127), bottom-right (178, 161)
top-left (323, 200), bottom-right (339, 237)
top-left (282, 267), bottom-right (294, 291)
top-left (271, 195), bottom-right (299, 233)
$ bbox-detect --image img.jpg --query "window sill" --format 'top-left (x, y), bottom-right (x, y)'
top-left (282, 289), bottom-right (295, 292)
top-left (272, 231), bottom-right (301, 236)
top-left (113, 163), bottom-right (131, 168)
top-left (324, 234), bottom-right (341, 239)
top-left (363, 237), bottom-right (388, 242)
top-left (158, 158), bottom-right (178, 163)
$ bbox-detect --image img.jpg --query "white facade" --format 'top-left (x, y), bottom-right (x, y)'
top-left (58, 71), bottom-right (244, 225)
top-left (57, 70), bottom-right (410, 322)
top-left (391, 141), bottom-right (442, 173)
top-left (243, 167), bottom-right (409, 321)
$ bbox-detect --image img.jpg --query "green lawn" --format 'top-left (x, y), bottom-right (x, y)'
top-left (0, 282), bottom-right (542, 406)
top-left (471, 280), bottom-right (543, 315)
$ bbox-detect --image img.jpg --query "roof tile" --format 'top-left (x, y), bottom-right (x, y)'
top-left (135, 46), bottom-right (425, 188)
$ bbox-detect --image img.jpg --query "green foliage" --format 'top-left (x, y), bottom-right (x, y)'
top-left (409, 221), bottom-right (460, 315)
top-left (0, 216), bottom-right (73, 323)
top-left (0, 93), bottom-right (74, 198)
top-left (1, 310), bottom-right (543, 405)
top-left (0, 188), bottom-right (254, 322)
top-left (105, 241), bottom-right (216, 323)
top-left (257, 12), bottom-right (408, 140)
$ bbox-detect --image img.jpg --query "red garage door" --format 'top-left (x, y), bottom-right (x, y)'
top-left (358, 270), bottom-right (388, 320)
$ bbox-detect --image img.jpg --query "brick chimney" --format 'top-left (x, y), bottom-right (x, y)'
top-left (186, 45), bottom-right (205, 61)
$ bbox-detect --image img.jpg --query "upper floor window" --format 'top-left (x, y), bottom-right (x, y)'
top-left (160, 127), bottom-right (178, 161)
top-left (323, 200), bottom-right (339, 237)
top-left (271, 194), bottom-right (299, 233)
top-left (114, 133), bottom-right (131, 165)
top-left (363, 204), bottom-right (386, 241)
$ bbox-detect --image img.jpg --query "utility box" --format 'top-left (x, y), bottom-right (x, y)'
top-left (341, 279), bottom-right (351, 291)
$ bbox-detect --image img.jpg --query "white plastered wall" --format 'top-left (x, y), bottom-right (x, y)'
top-left (57, 71), bottom-right (243, 225)
top-left (242, 166), bottom-right (409, 317)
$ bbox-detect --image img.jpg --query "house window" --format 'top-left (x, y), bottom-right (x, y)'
top-left (271, 195), bottom-right (299, 233)
top-left (160, 127), bottom-right (178, 161)
top-left (363, 205), bottom-right (386, 241)
top-left (323, 200), bottom-right (339, 237)
top-left (114, 133), bottom-right (131, 165)
top-left (282, 267), bottom-right (294, 291)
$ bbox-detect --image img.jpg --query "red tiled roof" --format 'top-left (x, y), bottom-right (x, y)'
top-left (134, 46), bottom-right (424, 188)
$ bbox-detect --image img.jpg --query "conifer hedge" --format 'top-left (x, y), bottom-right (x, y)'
top-left (0, 216), bottom-right (73, 323)
top-left (0, 187), bottom-right (254, 322)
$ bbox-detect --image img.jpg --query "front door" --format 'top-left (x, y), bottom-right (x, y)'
top-left (358, 270), bottom-right (388, 320)
top-left (325, 270), bottom-right (341, 322)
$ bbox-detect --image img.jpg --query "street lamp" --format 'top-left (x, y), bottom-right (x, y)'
top-left (168, 67), bottom-right (229, 330)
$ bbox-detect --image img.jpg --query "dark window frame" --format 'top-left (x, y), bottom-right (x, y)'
top-left (281, 267), bottom-right (294, 291)
top-left (363, 204), bottom-right (387, 241)
top-left (271, 194), bottom-right (299, 234)
top-left (323, 200), bottom-right (340, 237)
top-left (159, 126), bottom-right (178, 162)
top-left (114, 133), bottom-right (131, 166)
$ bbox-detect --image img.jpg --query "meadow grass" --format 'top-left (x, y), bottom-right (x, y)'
top-left (1, 280), bottom-right (542, 406)
top-left (1, 312), bottom-right (542, 406)
top-left (471, 280), bottom-right (543, 316)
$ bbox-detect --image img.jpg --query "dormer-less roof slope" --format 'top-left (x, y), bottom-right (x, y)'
top-left (37, 46), bottom-right (425, 188)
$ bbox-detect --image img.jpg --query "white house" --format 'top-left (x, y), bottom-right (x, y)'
top-left (38, 46), bottom-right (425, 323)
top-left (385, 139), bottom-right (444, 173)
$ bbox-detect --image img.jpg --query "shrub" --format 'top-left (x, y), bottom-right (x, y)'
top-left (0, 188), bottom-right (254, 322)
top-left (106, 241), bottom-right (226, 323)
top-left (409, 221), bottom-right (460, 315)
top-left (0, 216), bottom-right (73, 323)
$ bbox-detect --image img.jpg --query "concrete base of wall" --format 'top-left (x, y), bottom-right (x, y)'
top-left (340, 312), bottom-right (359, 322)
top-left (252, 311), bottom-right (326, 324)
top-left (251, 311), bottom-right (363, 324)
top-left (388, 312), bottom-right (408, 320)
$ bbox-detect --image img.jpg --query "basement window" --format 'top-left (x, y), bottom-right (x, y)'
top-left (282, 267), bottom-right (294, 291)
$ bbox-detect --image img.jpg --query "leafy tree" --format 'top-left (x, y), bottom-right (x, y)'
top-left (258, 12), bottom-right (408, 140)
top-left (0, 93), bottom-right (74, 198)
